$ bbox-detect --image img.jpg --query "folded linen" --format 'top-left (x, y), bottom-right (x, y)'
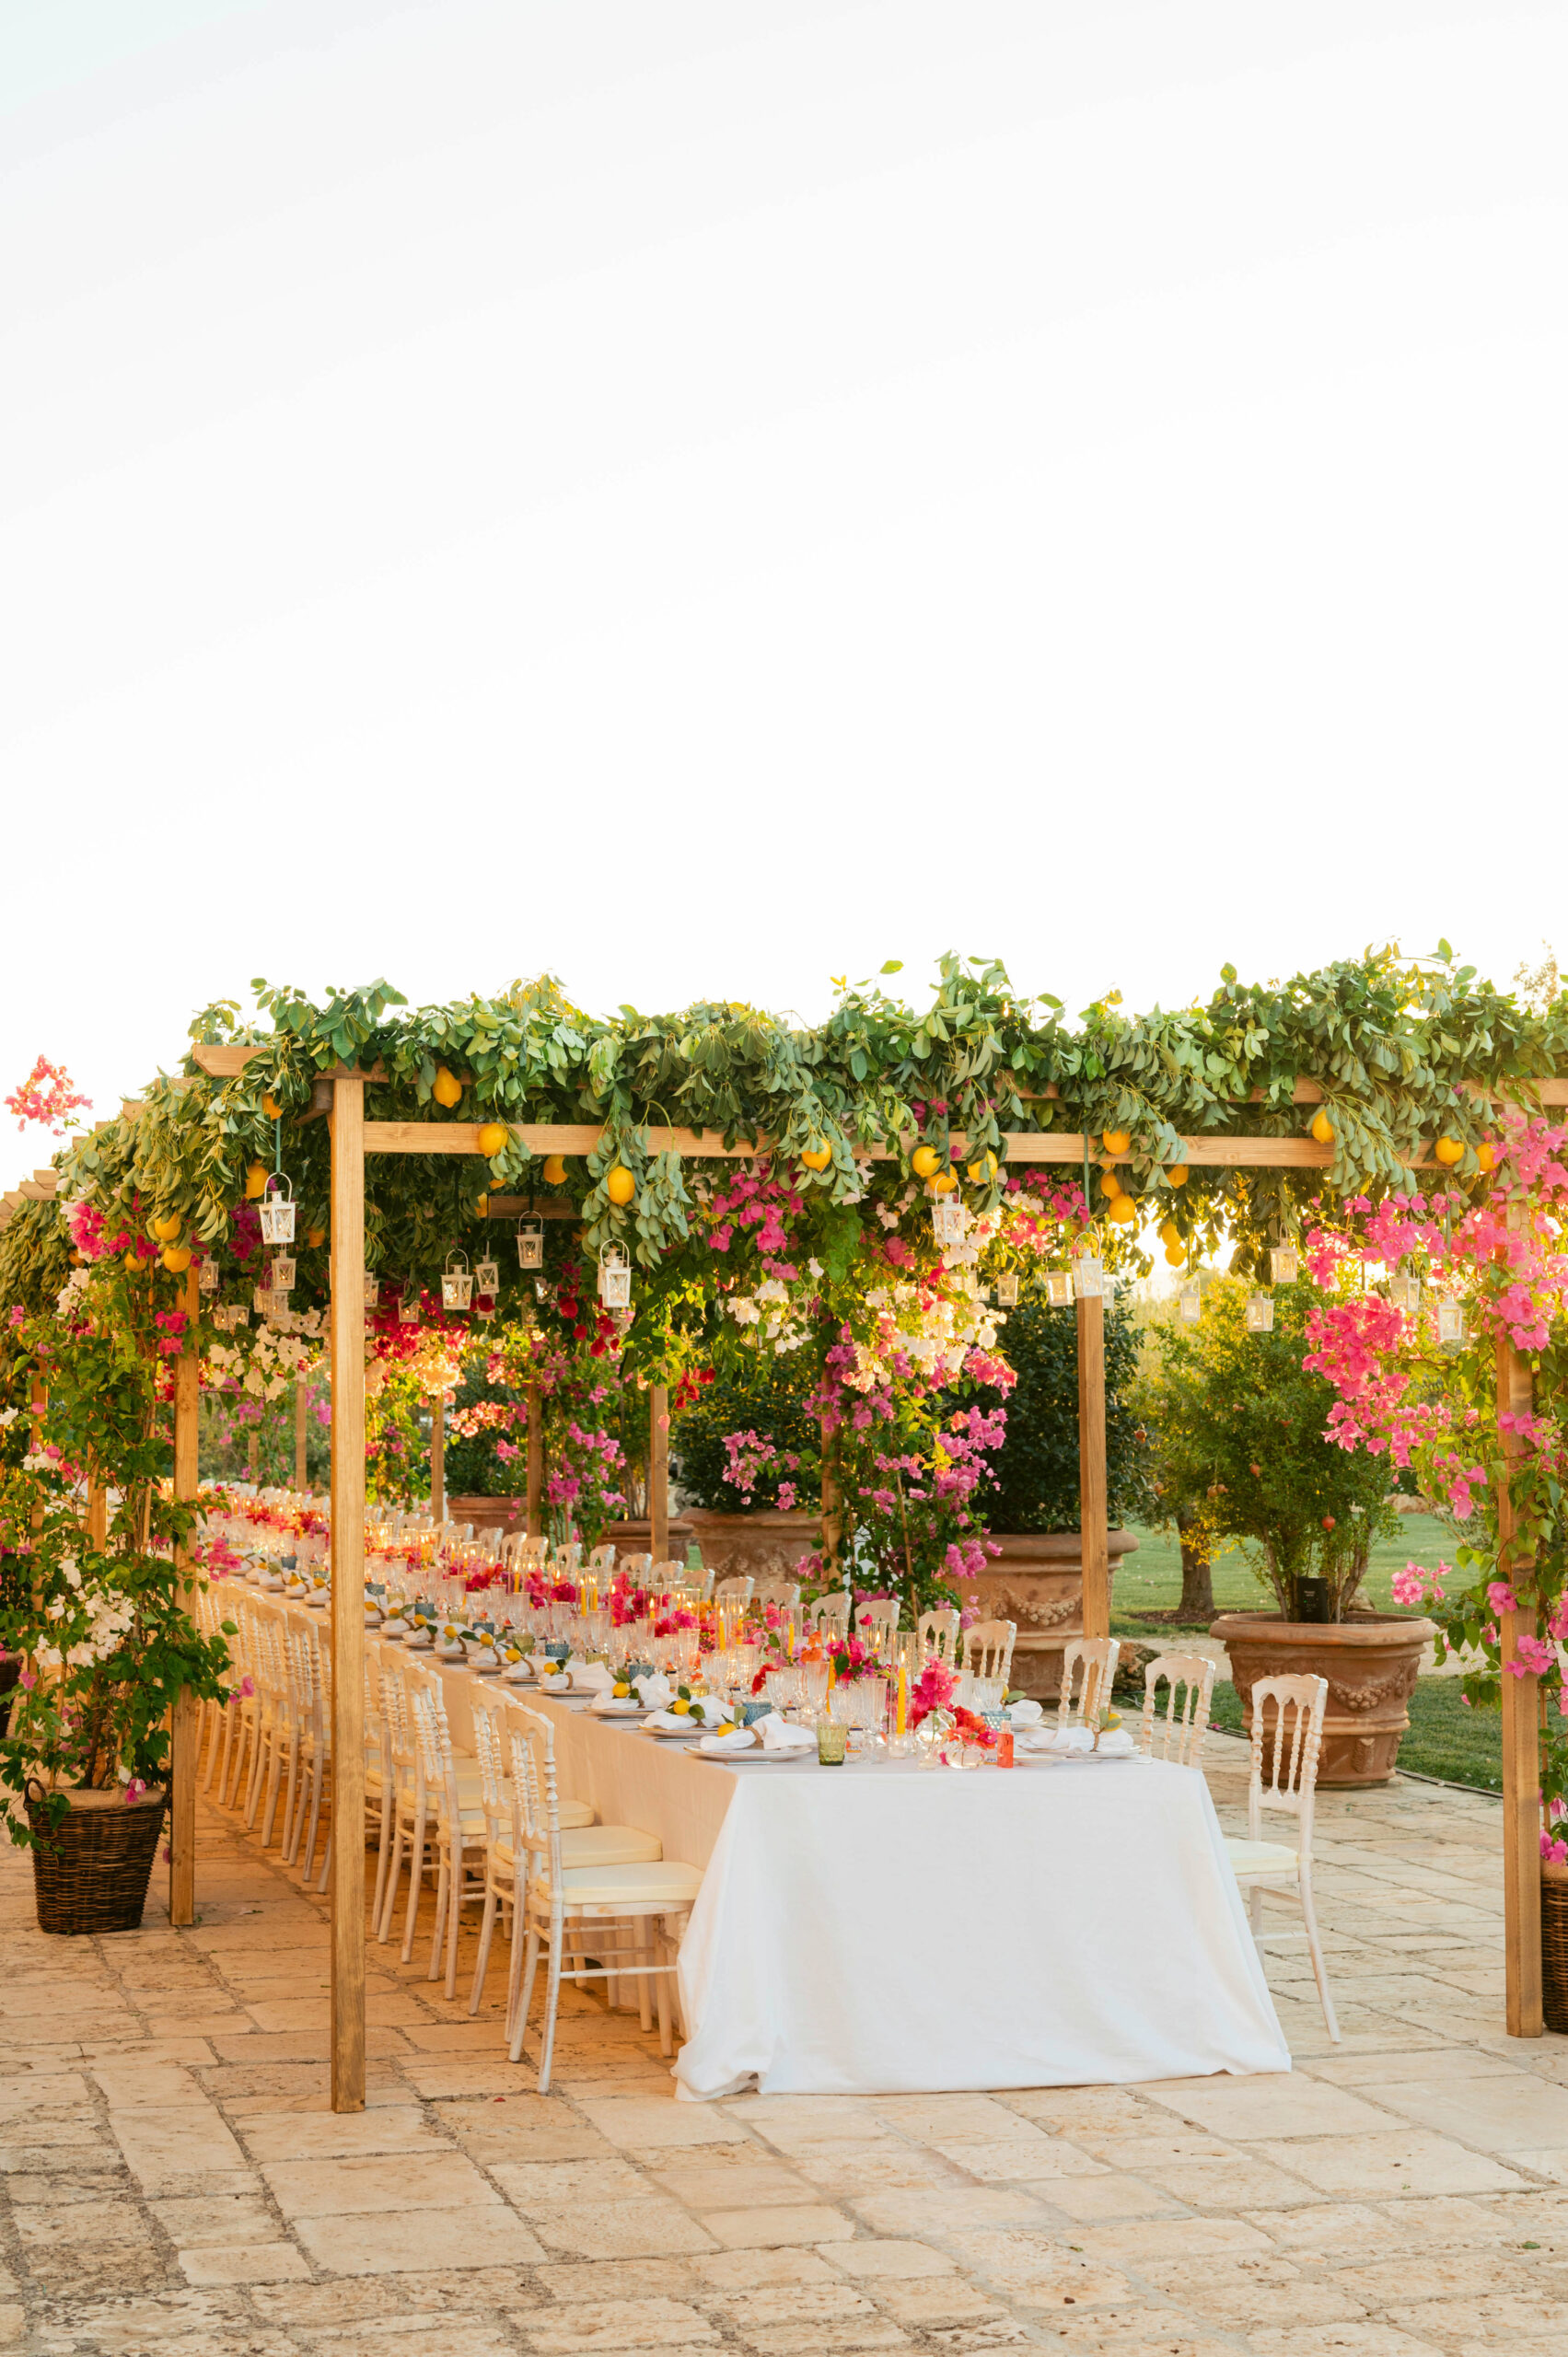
top-left (698, 1727), bottom-right (757, 1754)
top-left (644, 1708), bottom-right (699, 1733)
top-left (758, 1715), bottom-right (815, 1754)
top-left (1004, 1699), bottom-right (1044, 1726)
top-left (590, 1696), bottom-right (643, 1715)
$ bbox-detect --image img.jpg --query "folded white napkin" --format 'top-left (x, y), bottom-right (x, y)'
top-left (591, 1696), bottom-right (643, 1715)
top-left (571, 1661), bottom-right (614, 1693)
top-left (698, 1727), bottom-right (756, 1754)
top-left (759, 1715), bottom-right (815, 1754)
top-left (635, 1672), bottom-right (673, 1711)
top-left (1019, 1724), bottom-right (1092, 1756)
top-left (1004, 1699), bottom-right (1044, 1726)
top-left (644, 1708), bottom-right (696, 1733)
top-left (1094, 1729), bottom-right (1136, 1757)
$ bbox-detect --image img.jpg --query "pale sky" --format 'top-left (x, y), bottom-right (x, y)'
top-left (3, 1), bottom-right (1564, 1188)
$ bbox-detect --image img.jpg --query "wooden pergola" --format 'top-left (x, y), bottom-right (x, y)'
top-left (8, 1060), bottom-right (1554, 2106)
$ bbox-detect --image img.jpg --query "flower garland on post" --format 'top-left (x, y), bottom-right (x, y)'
top-left (1301, 1120), bottom-right (1568, 1867)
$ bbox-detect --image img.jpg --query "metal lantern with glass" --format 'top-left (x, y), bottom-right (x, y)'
top-left (1245, 1292), bottom-right (1275, 1332)
top-left (598, 1243), bottom-right (632, 1309)
top-left (441, 1253), bottom-right (473, 1311)
top-left (993, 1271), bottom-right (1020, 1306)
top-left (516, 1216), bottom-right (544, 1269)
top-left (258, 1175), bottom-right (296, 1246)
top-left (1270, 1245), bottom-right (1299, 1285)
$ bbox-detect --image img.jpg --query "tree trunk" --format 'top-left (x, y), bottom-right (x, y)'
top-left (1176, 1512), bottom-right (1215, 1622)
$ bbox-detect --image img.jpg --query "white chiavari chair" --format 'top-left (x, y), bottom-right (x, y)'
top-left (917, 1608), bottom-right (959, 1666)
top-left (962, 1617), bottom-right (1017, 1689)
top-left (753, 1580), bottom-right (801, 1616)
top-left (1138, 1652), bottom-right (1216, 1769)
top-left (1225, 1673), bottom-right (1339, 2040)
top-left (587, 1542), bottom-right (617, 1578)
top-left (410, 1680), bottom-right (491, 1997)
top-left (713, 1574), bottom-right (754, 1609)
top-left (807, 1592), bottom-right (851, 1641)
top-left (1056, 1636), bottom-right (1120, 1727)
top-left (503, 1702), bottom-right (703, 2093)
top-left (856, 1596), bottom-right (900, 1653)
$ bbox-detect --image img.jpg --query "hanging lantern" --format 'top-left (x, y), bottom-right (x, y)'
top-left (269, 1254), bottom-right (296, 1295)
top-left (258, 1175), bottom-right (296, 1246)
top-left (476, 1253), bottom-right (499, 1297)
top-left (1179, 1283), bottom-right (1202, 1324)
top-left (1073, 1257), bottom-right (1104, 1300)
top-left (516, 1217), bottom-right (544, 1269)
top-left (598, 1242), bottom-right (632, 1309)
top-left (398, 1287), bottom-right (421, 1325)
top-left (994, 1271), bottom-right (1020, 1306)
top-left (198, 1257), bottom-right (219, 1295)
top-left (533, 1274), bottom-right (550, 1303)
top-left (214, 1303), bottom-right (246, 1331)
top-left (1245, 1292), bottom-right (1275, 1332)
top-left (1388, 1273), bottom-right (1422, 1314)
top-left (1045, 1270), bottom-right (1074, 1308)
top-left (931, 1196), bottom-right (969, 1247)
top-left (1437, 1298), bottom-right (1466, 1346)
top-left (363, 1273), bottom-right (380, 1309)
top-left (1270, 1246), bottom-right (1299, 1286)
top-left (441, 1252), bottom-right (473, 1311)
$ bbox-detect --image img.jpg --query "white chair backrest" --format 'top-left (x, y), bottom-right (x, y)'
top-left (856, 1596), bottom-right (900, 1652)
top-left (551, 1540), bottom-right (582, 1577)
top-left (1249, 1673), bottom-right (1328, 1860)
top-left (962, 1617), bottom-right (1016, 1687)
top-left (587, 1542), bottom-right (617, 1576)
top-left (1057, 1636), bottom-right (1120, 1726)
top-left (1139, 1651), bottom-right (1216, 1767)
top-left (917, 1608), bottom-right (959, 1666)
top-left (754, 1580), bottom-right (801, 1616)
top-left (620, 1551), bottom-right (653, 1579)
top-left (713, 1574), bottom-right (754, 1608)
top-left (504, 1700), bottom-right (563, 1893)
top-left (807, 1592), bottom-right (851, 1639)
top-left (469, 1690), bottom-right (511, 1834)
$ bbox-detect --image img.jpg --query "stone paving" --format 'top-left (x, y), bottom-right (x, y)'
top-left (2, 1736), bottom-right (1567, 2356)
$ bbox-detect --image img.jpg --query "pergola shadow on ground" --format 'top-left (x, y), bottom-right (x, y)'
top-left (4, 1739), bottom-right (1567, 2355)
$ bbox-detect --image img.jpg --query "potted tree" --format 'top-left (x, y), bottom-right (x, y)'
top-left (0, 1301), bottom-right (230, 1933)
top-left (1148, 1274), bottom-right (1433, 1785)
top-left (962, 1295), bottom-right (1153, 1699)
top-left (671, 1354), bottom-right (822, 1582)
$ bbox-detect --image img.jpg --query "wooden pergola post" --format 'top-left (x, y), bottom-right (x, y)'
top-left (430, 1394), bottom-right (446, 1524)
top-left (295, 1376), bottom-right (309, 1491)
top-left (1497, 1328), bottom-right (1543, 2037)
top-left (329, 1075), bottom-right (367, 2112)
top-left (1076, 1288), bottom-right (1109, 1643)
top-left (650, 1385), bottom-right (669, 1562)
top-left (525, 1378), bottom-right (542, 1539)
top-left (168, 1264), bottom-right (200, 1928)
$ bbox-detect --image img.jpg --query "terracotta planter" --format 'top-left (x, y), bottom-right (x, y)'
top-left (961, 1530), bottom-right (1142, 1702)
top-left (447, 1494), bottom-right (528, 1539)
top-left (1213, 1611), bottom-right (1436, 1787)
top-left (679, 1509), bottom-right (822, 1585)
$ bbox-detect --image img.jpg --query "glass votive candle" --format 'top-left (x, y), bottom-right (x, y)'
top-left (816, 1719), bottom-right (848, 1766)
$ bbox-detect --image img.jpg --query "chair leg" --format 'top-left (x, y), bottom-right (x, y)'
top-left (401, 1806), bottom-right (428, 1963)
top-left (444, 1852), bottom-right (466, 1999)
top-left (428, 1849), bottom-right (450, 1981)
top-left (505, 1915), bottom-right (534, 2051)
top-left (371, 1794), bottom-right (393, 1932)
top-left (537, 1935), bottom-right (563, 2094)
top-left (653, 1925), bottom-right (673, 2058)
top-left (1248, 1881), bottom-right (1263, 1937)
top-left (300, 1756), bottom-right (324, 1884)
top-left (636, 1924), bottom-right (653, 2033)
top-left (316, 1824), bottom-right (331, 1894)
top-left (244, 1715), bottom-right (268, 1827)
top-left (1297, 1869), bottom-right (1340, 2043)
top-left (509, 1927), bottom-right (542, 2062)
top-left (470, 1884), bottom-right (500, 2015)
top-left (378, 1813), bottom-right (407, 1944)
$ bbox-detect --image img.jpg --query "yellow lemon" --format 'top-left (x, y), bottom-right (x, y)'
top-left (1108, 1192), bottom-right (1137, 1225)
top-left (1101, 1128), bottom-right (1132, 1155)
top-left (1476, 1141), bottom-right (1496, 1173)
top-left (1434, 1136), bottom-right (1464, 1167)
top-left (613, 1680), bottom-right (631, 1699)
top-left (911, 1144), bottom-right (940, 1179)
top-left (1164, 1241), bottom-right (1184, 1266)
top-left (966, 1150), bottom-right (998, 1182)
top-left (670, 1696), bottom-right (691, 1715)
top-left (476, 1121), bottom-right (508, 1157)
top-left (432, 1065), bottom-right (463, 1109)
top-left (800, 1141), bottom-right (831, 1171)
top-left (1100, 1167), bottom-right (1124, 1201)
top-left (245, 1161), bottom-right (268, 1199)
top-left (151, 1213), bottom-right (182, 1243)
top-left (1158, 1218), bottom-right (1179, 1247)
top-left (542, 1155), bottom-right (567, 1185)
top-left (307, 1225), bottom-right (326, 1248)
top-left (261, 1092), bottom-right (284, 1120)
top-left (122, 1250), bottom-right (140, 1272)
top-left (1310, 1110), bottom-right (1334, 1146)
top-left (1167, 1163), bottom-right (1189, 1187)
top-left (605, 1164), bottom-right (635, 1206)
top-left (162, 1245), bottom-right (192, 1272)
top-left (932, 1169), bottom-right (958, 1193)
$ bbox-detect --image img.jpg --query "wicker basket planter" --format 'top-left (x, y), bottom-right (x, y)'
top-left (1544, 1867), bottom-right (1568, 2037)
top-left (26, 1784), bottom-right (168, 1937)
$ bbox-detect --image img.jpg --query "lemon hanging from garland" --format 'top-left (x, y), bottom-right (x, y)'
top-left (605, 1165), bottom-right (636, 1206)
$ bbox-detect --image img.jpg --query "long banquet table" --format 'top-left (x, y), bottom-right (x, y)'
top-left (368, 1631), bottom-right (1291, 2100)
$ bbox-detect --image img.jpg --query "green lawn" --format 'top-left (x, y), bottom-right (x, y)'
top-left (1205, 1674), bottom-right (1503, 1792)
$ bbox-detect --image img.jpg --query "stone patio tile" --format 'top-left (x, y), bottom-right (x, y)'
top-left (1353, 2072), bottom-right (1568, 2153)
top-left (1251, 2131), bottom-right (1532, 2198)
top-left (699, 2202), bottom-right (855, 2247)
top-left (872, 2277), bottom-right (1016, 2328)
top-left (870, 2095), bottom-right (1051, 2142)
top-left (647, 2156), bottom-right (821, 2208)
top-left (1143, 2256), bottom-right (1368, 2328)
top-left (238, 2105), bottom-right (445, 2161)
top-left (293, 2208), bottom-right (546, 2273)
top-left (1071, 2134), bottom-right (1318, 2209)
top-left (703, 2279), bottom-right (908, 2351)
top-left (1248, 2327), bottom-right (1445, 2355)
top-left (849, 2185), bottom-right (1057, 2235)
top-left (1136, 2075), bottom-right (1401, 2140)
top-left (514, 2299), bottom-right (720, 2352)
top-left (723, 2096), bottom-right (893, 2141)
top-left (150, 2191), bottom-right (278, 2245)
top-left (931, 2136), bottom-right (1110, 2182)
top-left (761, 2139), bottom-right (956, 2195)
top-left (109, 2104), bottom-right (255, 2197)
top-left (296, 2326), bottom-right (521, 2357)
top-left (938, 2230), bottom-right (1137, 2307)
top-left (1030, 2172), bottom-right (1190, 2222)
top-left (521, 2199), bottom-right (720, 2258)
top-left (1074, 2216), bottom-right (1274, 2261)
top-left (178, 2240), bottom-right (311, 2284)
top-left (264, 2149), bottom-right (499, 2217)
top-left (824, 2239), bottom-right (959, 2279)
top-left (579, 2095), bottom-right (758, 2148)
top-left (250, 2266), bottom-right (543, 2325)
top-left (1303, 2048), bottom-right (1527, 2085)
top-left (691, 2247), bottom-right (845, 2291)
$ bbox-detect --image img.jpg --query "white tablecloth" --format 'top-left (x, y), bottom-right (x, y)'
top-left (364, 1636), bottom-right (1288, 2100)
top-left (674, 1754), bottom-right (1290, 2099)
